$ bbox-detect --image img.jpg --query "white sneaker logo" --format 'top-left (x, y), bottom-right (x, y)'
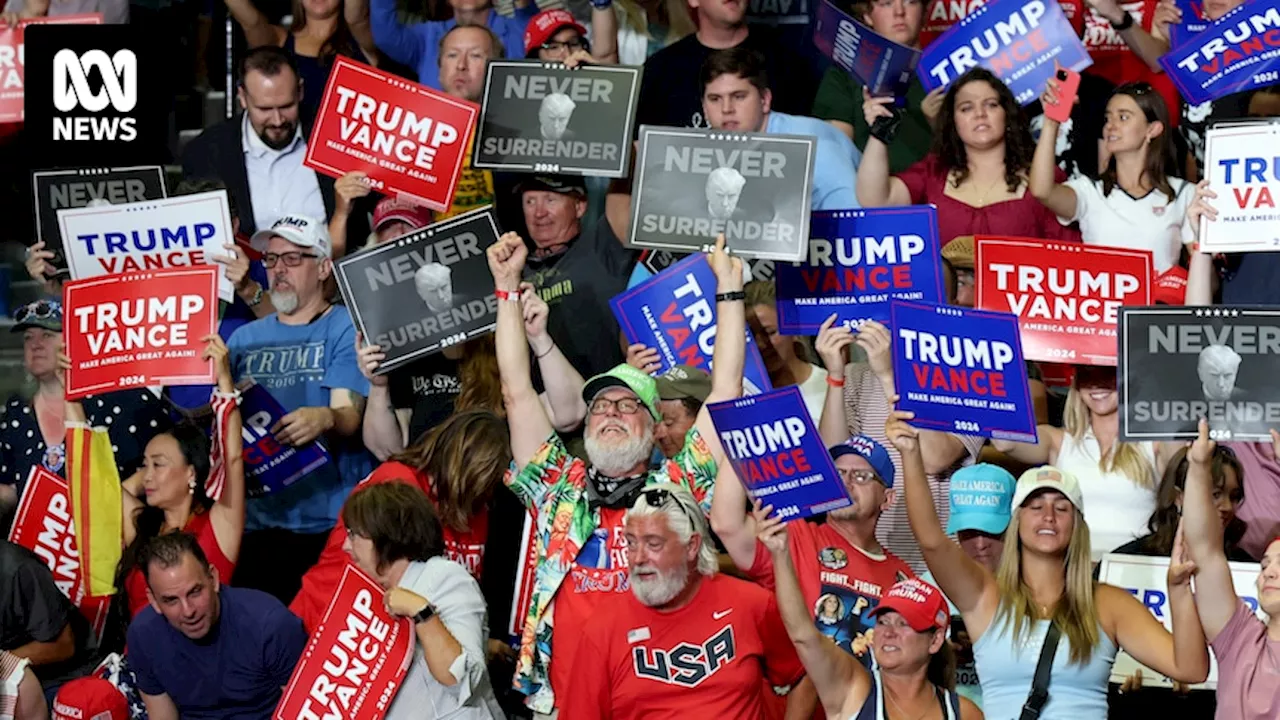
top-left (712, 609), bottom-right (732, 620)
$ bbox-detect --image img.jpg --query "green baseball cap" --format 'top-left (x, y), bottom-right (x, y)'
top-left (582, 364), bottom-right (660, 421)
top-left (655, 364), bottom-right (712, 404)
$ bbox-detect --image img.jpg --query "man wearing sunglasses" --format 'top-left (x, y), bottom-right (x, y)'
top-left (560, 485), bottom-right (805, 718)
top-left (223, 214), bottom-right (373, 605)
top-left (490, 232), bottom-right (745, 718)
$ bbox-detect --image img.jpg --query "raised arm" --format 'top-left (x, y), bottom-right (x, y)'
top-left (1029, 79), bottom-right (1078, 220)
top-left (368, 0), bottom-right (425, 69)
top-left (1087, 0), bottom-right (1170, 72)
top-left (691, 235), bottom-right (745, 466)
top-left (522, 284), bottom-right (588, 433)
top-left (854, 90), bottom-right (912, 208)
top-left (589, 8), bottom-right (618, 63)
top-left (1184, 181), bottom-right (1217, 306)
top-left (758, 511), bottom-right (868, 720)
top-left (223, 0), bottom-right (285, 48)
top-left (990, 424), bottom-right (1060, 465)
top-left (1102, 550), bottom-right (1209, 684)
top-left (886, 409), bottom-right (998, 634)
top-left (708, 458), bottom-right (757, 570)
top-left (815, 316), bottom-right (854, 446)
top-left (205, 335), bottom-right (246, 566)
top-left (356, 334), bottom-right (409, 460)
top-left (1179, 418), bottom-right (1240, 640)
top-left (490, 233), bottom-right (554, 470)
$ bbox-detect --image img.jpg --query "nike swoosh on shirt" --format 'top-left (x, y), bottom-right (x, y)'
top-left (713, 609), bottom-right (733, 620)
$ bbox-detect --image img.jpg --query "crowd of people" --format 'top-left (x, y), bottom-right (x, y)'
top-left (0, 0), bottom-right (1279, 716)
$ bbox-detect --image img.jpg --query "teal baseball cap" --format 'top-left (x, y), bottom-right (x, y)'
top-left (946, 464), bottom-right (1016, 536)
top-left (582, 364), bottom-right (661, 422)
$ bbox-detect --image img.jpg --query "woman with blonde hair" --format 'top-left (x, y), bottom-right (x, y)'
top-left (991, 365), bottom-right (1175, 561)
top-left (611, 0), bottom-right (695, 65)
top-left (886, 408), bottom-right (1208, 718)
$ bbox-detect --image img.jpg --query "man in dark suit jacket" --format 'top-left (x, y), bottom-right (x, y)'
top-left (181, 46), bottom-right (372, 245)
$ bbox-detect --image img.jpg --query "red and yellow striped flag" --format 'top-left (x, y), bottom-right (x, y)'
top-left (67, 424), bottom-right (122, 597)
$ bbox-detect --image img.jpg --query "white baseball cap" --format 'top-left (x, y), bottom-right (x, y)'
top-left (250, 214), bottom-right (332, 257)
top-left (1011, 466), bottom-right (1084, 511)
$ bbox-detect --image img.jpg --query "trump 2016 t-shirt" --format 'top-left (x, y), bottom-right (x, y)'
top-left (558, 573), bottom-right (805, 720)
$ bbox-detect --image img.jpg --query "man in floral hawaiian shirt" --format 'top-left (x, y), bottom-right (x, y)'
top-left (488, 231), bottom-right (747, 717)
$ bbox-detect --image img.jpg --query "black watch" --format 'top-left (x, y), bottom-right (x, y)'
top-left (413, 603), bottom-right (436, 624)
top-left (1110, 11), bottom-right (1134, 30)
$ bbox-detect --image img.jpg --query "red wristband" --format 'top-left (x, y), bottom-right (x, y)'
top-left (826, 375), bottom-right (845, 388)
top-left (495, 288), bottom-right (521, 302)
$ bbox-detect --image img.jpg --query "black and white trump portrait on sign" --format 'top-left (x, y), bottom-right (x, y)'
top-left (335, 207), bottom-right (501, 372)
top-left (473, 61), bottom-right (641, 177)
top-left (628, 126), bottom-right (815, 262)
top-left (1119, 306), bottom-right (1280, 441)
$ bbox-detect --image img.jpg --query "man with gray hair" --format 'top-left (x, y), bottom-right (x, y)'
top-left (538, 93), bottom-right (576, 140)
top-left (559, 484), bottom-right (804, 717)
top-left (414, 262), bottom-right (460, 314)
top-left (1198, 344), bottom-right (1247, 401)
top-left (705, 167), bottom-right (746, 220)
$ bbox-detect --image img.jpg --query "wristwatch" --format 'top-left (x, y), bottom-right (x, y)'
top-left (245, 284), bottom-right (264, 308)
top-left (413, 602), bottom-right (437, 624)
top-left (1110, 11), bottom-right (1134, 30)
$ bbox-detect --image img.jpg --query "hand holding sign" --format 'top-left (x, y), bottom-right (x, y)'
top-left (884, 407), bottom-right (921, 454)
top-left (855, 320), bottom-right (894, 377)
top-left (355, 332), bottom-right (389, 388)
top-left (24, 241), bottom-right (60, 296)
top-left (1186, 180), bottom-right (1217, 247)
top-left (213, 243), bottom-right (253, 294)
top-left (273, 407), bottom-right (335, 447)
top-left (334, 171), bottom-right (374, 214)
top-left (627, 343), bottom-right (663, 375)
top-left (752, 498), bottom-right (790, 555)
top-left (1152, 0), bottom-right (1180, 42)
top-left (487, 232), bottom-right (527, 291)
top-left (201, 334), bottom-right (233, 393)
top-left (861, 87), bottom-right (897, 131)
top-left (707, 234), bottom-right (743, 291)
top-left (815, 315), bottom-right (855, 375)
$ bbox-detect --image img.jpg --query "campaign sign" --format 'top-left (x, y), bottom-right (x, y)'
top-left (1201, 122), bottom-right (1280, 252)
top-left (305, 56), bottom-right (478, 212)
top-left (917, 0), bottom-right (1093, 105)
top-left (1100, 553), bottom-right (1261, 689)
top-left (611, 252), bottom-right (773, 396)
top-left (239, 381), bottom-right (331, 498)
top-left (975, 237), bottom-right (1152, 366)
top-left (33, 165), bottom-right (168, 267)
top-left (63, 266), bottom-right (219, 399)
top-left (813, 1), bottom-right (921, 97)
top-left (1082, 1), bottom-right (1150, 55)
top-left (1161, 0), bottom-right (1280, 106)
top-left (474, 62), bottom-right (640, 177)
top-left (58, 190), bottom-right (235, 302)
top-left (1118, 306), bottom-right (1280, 441)
top-left (8, 466), bottom-right (111, 638)
top-left (890, 300), bottom-right (1037, 442)
top-left (775, 206), bottom-right (944, 334)
top-left (336, 206), bottom-right (500, 372)
top-left (0, 14), bottom-right (102, 124)
top-left (629, 126), bottom-right (816, 262)
top-left (275, 564), bottom-right (413, 720)
top-left (1168, 0), bottom-right (1208, 48)
top-left (708, 387), bottom-right (851, 521)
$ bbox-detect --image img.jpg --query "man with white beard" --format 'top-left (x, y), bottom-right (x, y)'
top-left (559, 485), bottom-right (805, 719)
top-left (488, 232), bottom-right (746, 717)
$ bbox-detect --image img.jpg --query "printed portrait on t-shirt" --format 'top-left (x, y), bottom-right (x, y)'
top-left (815, 593), bottom-right (846, 628)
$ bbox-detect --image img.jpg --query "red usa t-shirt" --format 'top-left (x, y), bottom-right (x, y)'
top-left (558, 573), bottom-right (805, 720)
top-left (749, 520), bottom-right (913, 667)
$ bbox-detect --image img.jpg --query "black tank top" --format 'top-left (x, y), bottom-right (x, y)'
top-left (283, 33), bottom-right (369, 120)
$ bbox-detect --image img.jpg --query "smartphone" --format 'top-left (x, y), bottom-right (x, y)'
top-left (1044, 68), bottom-right (1080, 124)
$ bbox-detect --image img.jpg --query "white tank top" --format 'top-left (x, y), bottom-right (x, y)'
top-left (1055, 429), bottom-right (1157, 562)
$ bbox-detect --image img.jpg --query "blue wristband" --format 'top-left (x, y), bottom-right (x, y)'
top-left (591, 0), bottom-right (612, 9)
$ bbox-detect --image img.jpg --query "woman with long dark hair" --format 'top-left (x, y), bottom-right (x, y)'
top-left (1031, 80), bottom-right (1192, 272)
top-left (856, 67), bottom-right (1079, 245)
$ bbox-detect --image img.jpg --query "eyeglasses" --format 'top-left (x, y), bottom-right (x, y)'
top-left (263, 251), bottom-right (320, 268)
top-left (14, 300), bottom-right (60, 324)
top-left (541, 38), bottom-right (587, 53)
top-left (640, 487), bottom-right (699, 527)
top-left (589, 397), bottom-right (644, 415)
top-left (838, 468), bottom-right (881, 485)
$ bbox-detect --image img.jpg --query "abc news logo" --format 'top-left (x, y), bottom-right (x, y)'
top-left (53, 48), bottom-right (138, 141)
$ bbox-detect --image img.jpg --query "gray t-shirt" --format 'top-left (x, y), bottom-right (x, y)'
top-left (385, 557), bottom-right (504, 720)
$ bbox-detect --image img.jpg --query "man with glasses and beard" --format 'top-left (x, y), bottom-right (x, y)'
top-left (224, 215), bottom-right (373, 605)
top-left (559, 485), bottom-right (805, 719)
top-left (488, 232), bottom-right (746, 718)
top-left (181, 46), bottom-right (371, 241)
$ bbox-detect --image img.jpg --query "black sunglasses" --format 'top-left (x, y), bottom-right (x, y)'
top-left (640, 487), bottom-right (699, 526)
top-left (15, 300), bottom-right (59, 324)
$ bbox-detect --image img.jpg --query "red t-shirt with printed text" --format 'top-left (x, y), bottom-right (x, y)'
top-left (558, 573), bottom-right (806, 720)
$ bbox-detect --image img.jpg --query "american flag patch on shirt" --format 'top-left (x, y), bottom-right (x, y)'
top-left (627, 627), bottom-right (651, 644)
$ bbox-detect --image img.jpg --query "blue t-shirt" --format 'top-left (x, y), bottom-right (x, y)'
top-left (227, 306), bottom-right (373, 533)
top-left (369, 0), bottom-right (536, 90)
top-left (127, 586), bottom-right (307, 720)
top-left (766, 110), bottom-right (862, 212)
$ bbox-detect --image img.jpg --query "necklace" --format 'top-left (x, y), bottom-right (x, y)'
top-left (884, 683), bottom-right (933, 720)
top-left (973, 176), bottom-right (1005, 207)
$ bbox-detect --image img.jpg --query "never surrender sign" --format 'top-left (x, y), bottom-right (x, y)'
top-left (629, 126), bottom-right (815, 262)
top-left (890, 300), bottom-right (1037, 442)
top-left (918, 0), bottom-right (1092, 105)
top-left (336, 207), bottom-right (500, 371)
top-left (240, 381), bottom-right (331, 498)
top-left (306, 57), bottom-right (478, 211)
top-left (1119, 306), bottom-right (1280, 441)
top-left (8, 467), bottom-right (110, 638)
top-left (813, 0), bottom-right (921, 97)
top-left (63, 266), bottom-right (219, 399)
top-left (1201, 122), bottom-right (1280, 252)
top-left (775, 206), bottom-right (944, 334)
top-left (33, 166), bottom-right (168, 263)
top-left (611, 252), bottom-right (773, 396)
top-left (473, 61), bottom-right (640, 177)
top-left (708, 387), bottom-right (850, 521)
top-left (59, 190), bottom-right (236, 302)
top-left (976, 237), bottom-right (1151, 366)
top-left (275, 564), bottom-right (413, 720)
top-left (1161, 0), bottom-right (1280, 106)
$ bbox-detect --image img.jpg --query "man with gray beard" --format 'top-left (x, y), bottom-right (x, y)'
top-left (559, 485), bottom-right (805, 719)
top-left (489, 232), bottom-right (746, 717)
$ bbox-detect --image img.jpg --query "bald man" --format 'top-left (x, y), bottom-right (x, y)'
top-left (539, 93), bottom-right (576, 140)
top-left (705, 167), bottom-right (746, 220)
top-left (1198, 344), bottom-right (1247, 401)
